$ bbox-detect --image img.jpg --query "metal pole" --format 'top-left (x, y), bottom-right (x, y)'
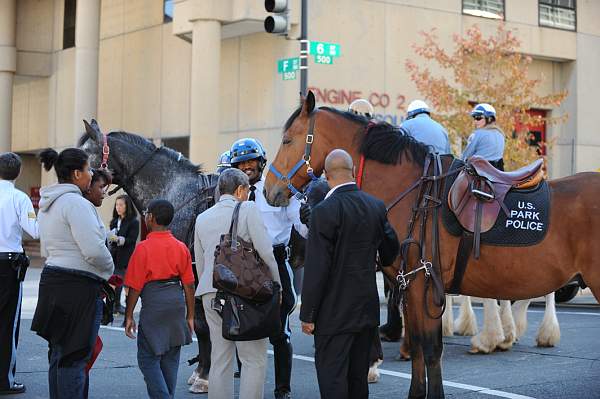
top-left (300, 0), bottom-right (308, 95)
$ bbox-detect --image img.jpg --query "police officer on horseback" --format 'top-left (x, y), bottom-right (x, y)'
top-left (462, 103), bottom-right (505, 170)
top-left (401, 100), bottom-right (451, 154)
top-left (230, 138), bottom-right (309, 399)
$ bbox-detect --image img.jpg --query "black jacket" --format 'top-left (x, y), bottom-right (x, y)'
top-left (299, 184), bottom-right (399, 335)
top-left (109, 216), bottom-right (139, 271)
top-left (31, 266), bottom-right (102, 364)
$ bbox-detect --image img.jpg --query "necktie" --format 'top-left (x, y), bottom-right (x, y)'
top-left (249, 185), bottom-right (256, 201)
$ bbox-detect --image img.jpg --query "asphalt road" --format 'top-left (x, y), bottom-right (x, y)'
top-left (15, 269), bottom-right (600, 399)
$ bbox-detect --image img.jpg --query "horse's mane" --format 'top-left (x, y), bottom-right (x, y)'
top-left (78, 131), bottom-right (203, 174)
top-left (318, 107), bottom-right (429, 166)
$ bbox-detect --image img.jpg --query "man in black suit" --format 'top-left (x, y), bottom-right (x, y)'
top-left (300, 149), bottom-right (399, 399)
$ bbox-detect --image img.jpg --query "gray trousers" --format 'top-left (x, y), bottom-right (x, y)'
top-left (202, 293), bottom-right (268, 399)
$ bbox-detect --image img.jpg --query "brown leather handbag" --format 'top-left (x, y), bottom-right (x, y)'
top-left (213, 202), bottom-right (276, 303)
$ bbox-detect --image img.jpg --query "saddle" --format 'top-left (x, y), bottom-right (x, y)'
top-left (448, 156), bottom-right (544, 258)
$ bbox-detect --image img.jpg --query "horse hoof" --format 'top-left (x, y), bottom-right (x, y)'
top-left (189, 378), bottom-right (209, 394)
top-left (380, 332), bottom-right (401, 342)
top-left (368, 370), bottom-right (380, 383)
top-left (468, 346), bottom-right (488, 354)
top-left (187, 370), bottom-right (200, 385)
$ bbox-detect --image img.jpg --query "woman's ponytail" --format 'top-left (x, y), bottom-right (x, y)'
top-left (39, 148), bottom-right (59, 171)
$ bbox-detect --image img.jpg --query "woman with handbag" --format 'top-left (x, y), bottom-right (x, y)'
top-left (194, 168), bottom-right (281, 399)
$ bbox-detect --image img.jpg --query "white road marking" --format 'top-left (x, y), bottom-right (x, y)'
top-left (100, 326), bottom-right (536, 398)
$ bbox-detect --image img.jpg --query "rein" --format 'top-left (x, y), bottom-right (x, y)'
top-left (269, 113), bottom-right (320, 200)
top-left (360, 151), bottom-right (463, 320)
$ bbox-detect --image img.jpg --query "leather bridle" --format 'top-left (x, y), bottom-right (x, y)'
top-left (269, 113), bottom-right (320, 200)
top-left (97, 131), bottom-right (160, 196)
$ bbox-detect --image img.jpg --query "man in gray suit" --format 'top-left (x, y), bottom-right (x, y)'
top-left (194, 168), bottom-right (281, 399)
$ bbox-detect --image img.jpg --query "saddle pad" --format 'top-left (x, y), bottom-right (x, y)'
top-left (442, 159), bottom-right (551, 247)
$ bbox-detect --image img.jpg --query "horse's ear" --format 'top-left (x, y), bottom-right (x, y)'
top-left (83, 119), bottom-right (102, 142)
top-left (301, 90), bottom-right (316, 116)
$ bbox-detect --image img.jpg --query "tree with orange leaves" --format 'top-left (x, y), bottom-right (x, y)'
top-left (405, 25), bottom-right (567, 170)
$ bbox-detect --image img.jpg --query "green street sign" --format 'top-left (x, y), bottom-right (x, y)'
top-left (309, 41), bottom-right (341, 58)
top-left (282, 71), bottom-right (297, 80)
top-left (277, 57), bottom-right (300, 73)
top-left (314, 55), bottom-right (334, 64)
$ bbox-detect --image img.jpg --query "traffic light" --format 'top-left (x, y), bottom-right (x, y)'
top-left (264, 0), bottom-right (289, 35)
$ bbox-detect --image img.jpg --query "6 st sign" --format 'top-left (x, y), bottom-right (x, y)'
top-left (309, 41), bottom-right (341, 57)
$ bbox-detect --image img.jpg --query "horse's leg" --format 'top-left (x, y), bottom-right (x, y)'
top-left (368, 328), bottom-right (383, 384)
top-left (455, 296), bottom-right (478, 336)
top-left (189, 332), bottom-right (211, 393)
top-left (405, 292), bottom-right (426, 399)
top-left (441, 295), bottom-right (454, 337)
top-left (423, 316), bottom-right (445, 399)
top-left (536, 293), bottom-right (561, 347)
top-left (397, 308), bottom-right (411, 361)
top-left (497, 300), bottom-right (516, 350)
top-left (470, 299), bottom-right (504, 354)
top-left (511, 299), bottom-right (531, 340)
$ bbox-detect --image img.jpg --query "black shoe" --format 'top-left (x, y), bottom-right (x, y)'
top-left (234, 371), bottom-right (240, 378)
top-left (274, 392), bottom-right (291, 399)
top-left (0, 383), bottom-right (26, 395)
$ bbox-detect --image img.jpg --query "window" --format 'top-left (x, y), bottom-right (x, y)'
top-left (539, 0), bottom-right (576, 31)
top-left (463, 0), bottom-right (504, 20)
top-left (164, 0), bottom-right (174, 23)
top-left (63, 0), bottom-right (77, 49)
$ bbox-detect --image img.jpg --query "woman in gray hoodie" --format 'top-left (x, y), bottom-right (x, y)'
top-left (31, 148), bottom-right (114, 399)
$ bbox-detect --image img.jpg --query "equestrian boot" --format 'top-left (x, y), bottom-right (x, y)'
top-left (379, 298), bottom-right (403, 342)
top-left (273, 339), bottom-right (293, 398)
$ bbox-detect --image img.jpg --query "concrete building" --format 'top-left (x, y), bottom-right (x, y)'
top-left (2, 0), bottom-right (599, 223)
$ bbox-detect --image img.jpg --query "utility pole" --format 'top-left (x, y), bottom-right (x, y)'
top-left (299, 0), bottom-right (308, 96)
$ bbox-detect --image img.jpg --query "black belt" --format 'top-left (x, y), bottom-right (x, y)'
top-left (0, 252), bottom-right (23, 263)
top-left (273, 244), bottom-right (289, 264)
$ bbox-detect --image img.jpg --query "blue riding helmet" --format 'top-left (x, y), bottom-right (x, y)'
top-left (230, 138), bottom-right (267, 166)
top-left (216, 150), bottom-right (231, 174)
top-left (470, 103), bottom-right (496, 119)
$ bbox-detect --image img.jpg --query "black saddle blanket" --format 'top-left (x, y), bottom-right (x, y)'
top-left (442, 159), bottom-right (550, 247)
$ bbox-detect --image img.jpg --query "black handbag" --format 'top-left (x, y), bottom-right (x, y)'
top-left (218, 284), bottom-right (281, 341)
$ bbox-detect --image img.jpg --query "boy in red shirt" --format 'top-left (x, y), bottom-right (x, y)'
top-left (124, 199), bottom-right (195, 398)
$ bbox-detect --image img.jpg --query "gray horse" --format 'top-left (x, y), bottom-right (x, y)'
top-left (79, 119), bottom-right (216, 387)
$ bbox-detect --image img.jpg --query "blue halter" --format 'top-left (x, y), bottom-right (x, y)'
top-left (269, 113), bottom-right (320, 200)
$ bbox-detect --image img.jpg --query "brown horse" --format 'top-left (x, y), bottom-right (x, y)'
top-left (264, 92), bottom-right (600, 399)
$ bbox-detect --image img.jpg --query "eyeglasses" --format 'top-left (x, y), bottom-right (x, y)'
top-left (473, 115), bottom-right (484, 121)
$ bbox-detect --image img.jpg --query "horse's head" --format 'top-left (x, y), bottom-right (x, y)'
top-left (266, 91), bottom-right (353, 207)
top-left (79, 119), bottom-right (104, 168)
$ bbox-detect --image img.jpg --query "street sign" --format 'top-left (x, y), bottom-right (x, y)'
top-left (314, 54), bottom-right (334, 64)
top-left (309, 41), bottom-right (341, 58)
top-left (277, 57), bottom-right (300, 73)
top-left (282, 71), bottom-right (297, 80)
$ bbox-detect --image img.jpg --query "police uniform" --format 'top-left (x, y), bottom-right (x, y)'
top-left (0, 180), bottom-right (39, 394)
top-left (462, 125), bottom-right (506, 170)
top-left (250, 176), bottom-right (307, 397)
top-left (401, 113), bottom-right (451, 154)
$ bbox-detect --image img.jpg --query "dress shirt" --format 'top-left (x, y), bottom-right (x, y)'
top-left (0, 180), bottom-right (39, 252)
top-left (324, 182), bottom-right (355, 200)
top-left (251, 177), bottom-right (308, 245)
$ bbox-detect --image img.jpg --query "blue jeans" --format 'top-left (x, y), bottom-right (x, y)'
top-left (48, 297), bottom-right (103, 399)
top-left (137, 329), bottom-right (181, 399)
